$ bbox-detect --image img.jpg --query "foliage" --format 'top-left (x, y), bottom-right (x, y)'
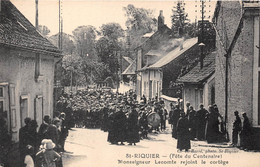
top-left (48, 33), bottom-right (76, 54)
top-left (82, 59), bottom-right (111, 84)
top-left (61, 54), bottom-right (86, 86)
top-left (123, 4), bottom-right (157, 49)
top-left (38, 25), bottom-right (50, 37)
top-left (171, 1), bottom-right (190, 37)
top-left (96, 23), bottom-right (125, 81)
top-left (100, 23), bottom-right (125, 42)
top-left (72, 25), bottom-right (98, 60)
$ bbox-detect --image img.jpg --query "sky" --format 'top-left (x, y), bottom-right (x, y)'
top-left (10, 0), bottom-right (217, 36)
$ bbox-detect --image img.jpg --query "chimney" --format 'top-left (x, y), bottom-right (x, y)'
top-left (199, 43), bottom-right (205, 69)
top-left (158, 10), bottom-right (165, 31)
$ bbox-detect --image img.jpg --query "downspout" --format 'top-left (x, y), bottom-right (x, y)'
top-left (213, 4), bottom-right (245, 135)
top-left (224, 12), bottom-right (245, 124)
top-left (224, 53), bottom-right (228, 123)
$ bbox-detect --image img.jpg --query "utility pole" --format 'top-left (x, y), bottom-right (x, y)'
top-left (58, 0), bottom-right (62, 50)
top-left (201, 0), bottom-right (205, 43)
top-left (35, 0), bottom-right (39, 30)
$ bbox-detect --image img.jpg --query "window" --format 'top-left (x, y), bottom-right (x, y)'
top-left (195, 10), bottom-right (197, 12)
top-left (253, 16), bottom-right (260, 126)
top-left (20, 95), bottom-right (29, 127)
top-left (35, 95), bottom-right (43, 128)
top-left (200, 89), bottom-right (203, 104)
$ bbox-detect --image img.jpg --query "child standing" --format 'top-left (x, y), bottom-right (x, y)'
top-left (36, 139), bottom-right (61, 167)
top-left (24, 145), bottom-right (35, 167)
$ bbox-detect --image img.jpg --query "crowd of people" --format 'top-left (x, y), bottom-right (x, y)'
top-left (16, 88), bottom-right (254, 166)
top-left (18, 113), bottom-right (69, 167)
top-left (56, 89), bottom-right (169, 145)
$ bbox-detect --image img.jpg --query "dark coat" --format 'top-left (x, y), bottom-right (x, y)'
top-left (172, 108), bottom-right (181, 138)
top-left (196, 108), bottom-right (208, 140)
top-left (107, 110), bottom-right (116, 143)
top-left (176, 117), bottom-right (191, 150)
top-left (240, 116), bottom-right (253, 149)
top-left (126, 109), bottom-right (140, 143)
top-left (19, 125), bottom-right (34, 150)
top-left (114, 110), bottom-right (127, 142)
top-left (38, 123), bottom-right (49, 144)
top-left (205, 111), bottom-right (220, 143)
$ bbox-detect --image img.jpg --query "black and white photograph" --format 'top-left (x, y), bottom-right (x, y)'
top-left (0, 0), bottom-right (260, 166)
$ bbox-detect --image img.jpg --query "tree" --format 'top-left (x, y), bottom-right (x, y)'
top-left (72, 25), bottom-right (98, 60)
top-left (82, 59), bottom-right (111, 84)
top-left (38, 25), bottom-right (50, 37)
top-left (61, 54), bottom-right (86, 86)
top-left (123, 4), bottom-right (157, 49)
top-left (171, 1), bottom-right (190, 36)
top-left (100, 23), bottom-right (124, 42)
top-left (48, 33), bottom-right (75, 54)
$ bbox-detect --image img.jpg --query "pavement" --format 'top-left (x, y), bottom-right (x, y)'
top-left (62, 127), bottom-right (260, 167)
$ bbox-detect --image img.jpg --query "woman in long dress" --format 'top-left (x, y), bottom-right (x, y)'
top-left (176, 112), bottom-right (191, 151)
top-left (126, 107), bottom-right (140, 145)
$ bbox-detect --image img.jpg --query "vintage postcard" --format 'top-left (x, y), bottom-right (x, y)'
top-left (0, 0), bottom-right (260, 167)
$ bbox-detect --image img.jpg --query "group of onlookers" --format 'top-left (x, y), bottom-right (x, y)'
top-left (232, 111), bottom-right (253, 150)
top-left (19, 113), bottom-right (69, 167)
top-left (169, 102), bottom-right (253, 151)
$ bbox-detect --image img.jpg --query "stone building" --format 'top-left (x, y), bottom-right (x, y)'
top-left (213, 1), bottom-right (260, 147)
top-left (0, 0), bottom-right (61, 142)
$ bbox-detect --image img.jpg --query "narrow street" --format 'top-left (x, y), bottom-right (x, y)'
top-left (62, 126), bottom-right (260, 167)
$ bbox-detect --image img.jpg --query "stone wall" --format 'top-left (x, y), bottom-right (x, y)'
top-left (214, 1), bottom-right (259, 147)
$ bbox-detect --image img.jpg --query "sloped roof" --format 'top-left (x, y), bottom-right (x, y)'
top-left (145, 38), bottom-right (182, 57)
top-left (0, 1), bottom-right (61, 55)
top-left (122, 56), bottom-right (133, 64)
top-left (147, 38), bottom-right (198, 69)
top-left (122, 59), bottom-right (136, 75)
top-left (136, 25), bottom-right (173, 51)
top-left (176, 51), bottom-right (216, 83)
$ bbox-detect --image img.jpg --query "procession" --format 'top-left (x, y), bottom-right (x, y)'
top-left (1, 0), bottom-right (260, 167)
top-left (12, 87), bottom-right (255, 166)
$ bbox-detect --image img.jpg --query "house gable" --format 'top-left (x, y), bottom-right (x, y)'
top-left (0, 1), bottom-right (60, 55)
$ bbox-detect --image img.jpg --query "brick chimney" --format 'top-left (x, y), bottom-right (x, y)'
top-left (158, 10), bottom-right (165, 31)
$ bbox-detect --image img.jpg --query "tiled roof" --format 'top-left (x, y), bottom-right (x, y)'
top-left (176, 51), bottom-right (216, 83)
top-left (0, 1), bottom-right (61, 55)
top-left (147, 38), bottom-right (198, 69)
top-left (122, 59), bottom-right (136, 75)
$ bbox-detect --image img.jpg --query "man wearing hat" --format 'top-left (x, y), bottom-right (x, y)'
top-left (38, 115), bottom-right (51, 146)
top-left (59, 112), bottom-right (68, 152)
top-left (114, 104), bottom-right (127, 145)
top-left (232, 111), bottom-right (241, 147)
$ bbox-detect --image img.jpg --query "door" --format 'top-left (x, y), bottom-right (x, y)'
top-left (0, 84), bottom-right (10, 132)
